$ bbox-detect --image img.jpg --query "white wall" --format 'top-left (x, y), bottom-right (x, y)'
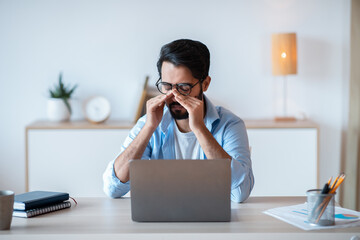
top-left (0, 0), bottom-right (350, 194)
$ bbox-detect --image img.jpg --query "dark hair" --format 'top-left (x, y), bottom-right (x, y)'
top-left (157, 39), bottom-right (210, 80)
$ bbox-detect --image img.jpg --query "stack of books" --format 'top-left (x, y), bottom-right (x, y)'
top-left (13, 191), bottom-right (71, 218)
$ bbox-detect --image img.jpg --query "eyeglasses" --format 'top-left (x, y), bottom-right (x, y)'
top-left (155, 78), bottom-right (202, 96)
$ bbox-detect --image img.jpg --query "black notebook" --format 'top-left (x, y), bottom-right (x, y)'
top-left (13, 201), bottom-right (71, 218)
top-left (14, 191), bottom-right (69, 211)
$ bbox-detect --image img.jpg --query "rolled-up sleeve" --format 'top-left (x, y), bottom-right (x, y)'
top-left (103, 160), bottom-right (131, 198)
top-left (222, 118), bottom-right (254, 203)
top-left (103, 115), bottom-right (152, 198)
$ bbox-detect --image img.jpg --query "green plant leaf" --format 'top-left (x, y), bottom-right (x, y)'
top-left (62, 97), bottom-right (72, 114)
top-left (67, 85), bottom-right (78, 97)
top-left (49, 72), bottom-right (77, 101)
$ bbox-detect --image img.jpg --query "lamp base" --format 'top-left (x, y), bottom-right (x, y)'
top-left (274, 116), bottom-right (297, 122)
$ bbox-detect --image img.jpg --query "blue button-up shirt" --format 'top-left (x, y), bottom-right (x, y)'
top-left (103, 95), bottom-right (254, 202)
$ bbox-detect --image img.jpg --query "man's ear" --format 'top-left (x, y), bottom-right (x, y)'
top-left (202, 76), bottom-right (211, 92)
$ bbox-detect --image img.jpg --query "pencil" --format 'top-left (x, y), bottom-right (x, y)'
top-left (330, 174), bottom-right (340, 189)
top-left (327, 177), bottom-right (332, 185)
top-left (316, 198), bottom-right (331, 223)
top-left (314, 173), bottom-right (346, 223)
top-left (329, 175), bottom-right (345, 194)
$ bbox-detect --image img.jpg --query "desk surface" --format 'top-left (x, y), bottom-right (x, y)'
top-left (2, 197), bottom-right (359, 240)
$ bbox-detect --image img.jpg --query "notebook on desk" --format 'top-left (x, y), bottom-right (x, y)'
top-left (14, 191), bottom-right (69, 211)
top-left (129, 159), bottom-right (231, 222)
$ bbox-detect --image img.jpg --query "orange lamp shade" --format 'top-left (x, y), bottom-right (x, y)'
top-left (272, 33), bottom-right (297, 76)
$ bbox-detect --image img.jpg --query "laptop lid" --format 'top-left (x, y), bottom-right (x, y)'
top-left (129, 159), bottom-right (231, 222)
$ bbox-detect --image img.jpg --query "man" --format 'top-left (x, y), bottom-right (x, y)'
top-left (103, 39), bottom-right (254, 203)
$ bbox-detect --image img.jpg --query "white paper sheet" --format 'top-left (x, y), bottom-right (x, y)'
top-left (263, 203), bottom-right (360, 231)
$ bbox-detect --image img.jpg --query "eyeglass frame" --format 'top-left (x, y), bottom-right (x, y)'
top-left (155, 78), bottom-right (203, 96)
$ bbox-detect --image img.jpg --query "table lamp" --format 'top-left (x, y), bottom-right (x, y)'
top-left (272, 33), bottom-right (297, 121)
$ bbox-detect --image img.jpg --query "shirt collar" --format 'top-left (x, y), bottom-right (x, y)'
top-left (160, 94), bottom-right (220, 133)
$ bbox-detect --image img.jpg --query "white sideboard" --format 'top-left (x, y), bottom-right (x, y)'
top-left (26, 120), bottom-right (133, 197)
top-left (245, 120), bottom-right (318, 196)
top-left (26, 119), bottom-right (318, 197)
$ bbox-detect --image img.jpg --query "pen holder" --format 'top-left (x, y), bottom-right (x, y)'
top-left (306, 189), bottom-right (335, 226)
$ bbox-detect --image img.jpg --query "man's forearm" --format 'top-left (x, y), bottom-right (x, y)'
top-left (193, 125), bottom-right (231, 159)
top-left (114, 125), bottom-right (155, 183)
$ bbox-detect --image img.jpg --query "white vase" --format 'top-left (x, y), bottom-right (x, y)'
top-left (47, 98), bottom-right (71, 122)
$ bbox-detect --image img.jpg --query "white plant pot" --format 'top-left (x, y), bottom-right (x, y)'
top-left (47, 98), bottom-right (71, 122)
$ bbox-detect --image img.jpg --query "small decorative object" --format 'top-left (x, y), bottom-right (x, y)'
top-left (47, 72), bottom-right (77, 122)
top-left (83, 96), bottom-right (111, 124)
top-left (272, 33), bottom-right (297, 121)
top-left (134, 76), bottom-right (149, 123)
top-left (134, 76), bottom-right (159, 123)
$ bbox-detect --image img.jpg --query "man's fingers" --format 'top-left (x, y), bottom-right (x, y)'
top-left (157, 100), bottom-right (165, 108)
top-left (149, 94), bottom-right (167, 106)
top-left (174, 95), bottom-right (194, 110)
top-left (173, 92), bottom-right (200, 108)
top-left (147, 93), bottom-right (174, 111)
top-left (183, 96), bottom-right (201, 105)
top-left (173, 93), bottom-right (186, 104)
top-left (172, 91), bottom-right (187, 104)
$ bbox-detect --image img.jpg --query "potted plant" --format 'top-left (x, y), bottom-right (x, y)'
top-left (47, 72), bottom-right (77, 122)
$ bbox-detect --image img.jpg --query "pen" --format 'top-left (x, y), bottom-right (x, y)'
top-left (321, 183), bottom-right (330, 194)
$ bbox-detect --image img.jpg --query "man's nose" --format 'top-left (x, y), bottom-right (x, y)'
top-left (169, 89), bottom-right (178, 101)
top-left (169, 88), bottom-right (178, 95)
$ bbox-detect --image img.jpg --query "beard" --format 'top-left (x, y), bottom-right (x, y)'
top-left (168, 90), bottom-right (203, 120)
top-left (169, 102), bottom-right (189, 120)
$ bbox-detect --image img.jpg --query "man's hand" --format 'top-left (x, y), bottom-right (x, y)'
top-left (114, 93), bottom-right (172, 183)
top-left (172, 90), bottom-right (232, 162)
top-left (144, 94), bottom-right (172, 131)
top-left (172, 90), bottom-right (206, 132)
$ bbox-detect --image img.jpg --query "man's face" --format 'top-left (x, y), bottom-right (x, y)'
top-left (160, 61), bottom-right (203, 120)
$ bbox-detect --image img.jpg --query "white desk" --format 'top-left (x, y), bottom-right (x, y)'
top-left (1, 197), bottom-right (359, 240)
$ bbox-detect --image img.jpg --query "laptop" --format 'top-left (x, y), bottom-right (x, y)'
top-left (129, 159), bottom-right (231, 222)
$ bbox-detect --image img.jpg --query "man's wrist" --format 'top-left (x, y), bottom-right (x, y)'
top-left (143, 122), bottom-right (158, 134)
top-left (192, 122), bottom-right (208, 136)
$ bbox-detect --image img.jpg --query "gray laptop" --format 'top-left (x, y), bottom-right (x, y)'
top-left (129, 159), bottom-right (231, 222)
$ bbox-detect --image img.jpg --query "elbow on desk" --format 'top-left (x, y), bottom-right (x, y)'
top-left (103, 177), bottom-right (130, 198)
top-left (231, 179), bottom-right (254, 203)
top-left (231, 191), bottom-right (249, 203)
top-left (103, 162), bottom-right (130, 198)
top-left (103, 186), bottom-right (126, 199)
top-left (103, 188), bottom-right (118, 199)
